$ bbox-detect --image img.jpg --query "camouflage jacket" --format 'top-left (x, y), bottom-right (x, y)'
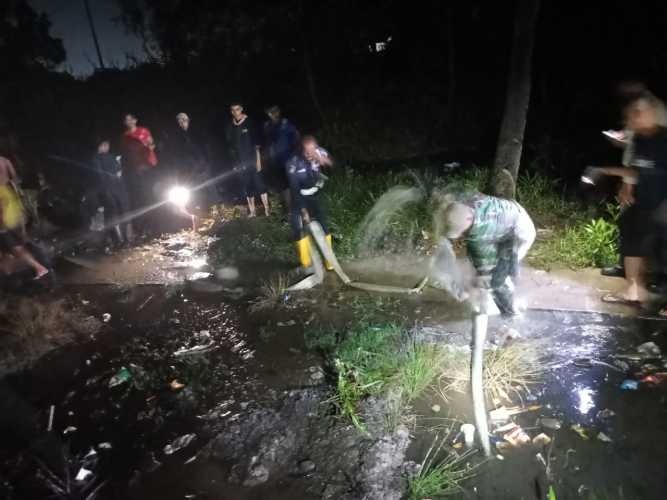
top-left (459, 193), bottom-right (525, 275)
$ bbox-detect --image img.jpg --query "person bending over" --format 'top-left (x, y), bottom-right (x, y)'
top-left (442, 193), bottom-right (536, 316)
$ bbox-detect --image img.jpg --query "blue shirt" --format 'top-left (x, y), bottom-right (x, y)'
top-left (264, 118), bottom-right (299, 165)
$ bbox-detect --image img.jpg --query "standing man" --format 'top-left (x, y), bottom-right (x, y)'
top-left (0, 156), bottom-right (49, 278)
top-left (226, 102), bottom-right (269, 217)
top-left (92, 139), bottom-right (129, 245)
top-left (286, 136), bottom-right (334, 270)
top-left (171, 112), bottom-right (216, 207)
top-left (263, 105), bottom-right (300, 207)
top-left (121, 113), bottom-right (158, 237)
top-left (442, 194), bottom-right (536, 316)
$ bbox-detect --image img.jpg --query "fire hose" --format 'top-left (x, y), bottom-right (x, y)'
top-left (292, 220), bottom-right (492, 456)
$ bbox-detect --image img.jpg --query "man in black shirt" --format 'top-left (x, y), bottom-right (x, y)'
top-left (225, 103), bottom-right (269, 217)
top-left (92, 139), bottom-right (130, 245)
top-left (589, 93), bottom-right (667, 305)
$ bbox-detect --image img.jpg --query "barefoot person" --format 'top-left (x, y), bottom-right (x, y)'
top-left (442, 193), bottom-right (536, 316)
top-left (286, 135), bottom-right (334, 270)
top-left (226, 102), bottom-right (269, 217)
top-left (587, 92), bottom-right (667, 306)
top-left (0, 156), bottom-right (49, 278)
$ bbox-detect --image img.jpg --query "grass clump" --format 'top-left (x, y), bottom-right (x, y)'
top-left (437, 341), bottom-right (544, 404)
top-left (249, 272), bottom-right (290, 312)
top-left (318, 323), bottom-right (443, 431)
top-left (0, 298), bottom-right (100, 375)
top-left (408, 433), bottom-right (477, 499)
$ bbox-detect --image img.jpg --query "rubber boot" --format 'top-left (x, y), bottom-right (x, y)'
top-left (324, 234), bottom-right (334, 271)
top-left (296, 237), bottom-right (312, 269)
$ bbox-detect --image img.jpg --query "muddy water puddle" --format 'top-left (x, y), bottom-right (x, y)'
top-left (409, 310), bottom-right (667, 499)
top-left (0, 283), bottom-right (322, 500)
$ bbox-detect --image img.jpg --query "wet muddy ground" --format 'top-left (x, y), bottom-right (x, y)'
top-left (1, 221), bottom-right (667, 499)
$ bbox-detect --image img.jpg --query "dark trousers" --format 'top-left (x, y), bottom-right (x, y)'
top-left (124, 167), bottom-right (155, 234)
top-left (290, 194), bottom-right (329, 241)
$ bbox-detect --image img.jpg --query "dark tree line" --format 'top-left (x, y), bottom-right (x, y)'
top-left (4, 0), bottom-right (667, 189)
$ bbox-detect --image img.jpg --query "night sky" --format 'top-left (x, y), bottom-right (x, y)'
top-left (28, 0), bottom-right (144, 76)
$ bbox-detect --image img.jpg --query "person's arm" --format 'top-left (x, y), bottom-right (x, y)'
top-left (316, 147), bottom-right (333, 168)
top-left (286, 159), bottom-right (302, 209)
top-left (617, 181), bottom-right (635, 207)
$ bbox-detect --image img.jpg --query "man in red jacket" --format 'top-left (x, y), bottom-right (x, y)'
top-left (121, 113), bottom-right (158, 237)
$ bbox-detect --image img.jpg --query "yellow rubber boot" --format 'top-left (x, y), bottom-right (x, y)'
top-left (324, 234), bottom-right (334, 271)
top-left (296, 237), bottom-right (312, 268)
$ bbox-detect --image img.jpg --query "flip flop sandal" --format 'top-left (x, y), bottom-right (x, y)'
top-left (601, 294), bottom-right (640, 306)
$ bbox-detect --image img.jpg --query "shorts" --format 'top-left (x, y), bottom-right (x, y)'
top-left (241, 165), bottom-right (267, 198)
top-left (618, 205), bottom-right (653, 257)
top-left (265, 160), bottom-right (289, 192)
top-left (0, 229), bottom-right (24, 252)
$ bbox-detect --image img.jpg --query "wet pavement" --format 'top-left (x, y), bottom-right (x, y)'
top-left (1, 225), bottom-right (667, 499)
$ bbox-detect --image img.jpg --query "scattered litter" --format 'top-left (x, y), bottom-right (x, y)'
top-left (597, 432), bottom-right (612, 443)
top-left (596, 409), bottom-right (616, 420)
top-left (577, 485), bottom-right (589, 497)
top-left (489, 406), bottom-right (510, 422)
top-left (572, 357), bottom-right (624, 372)
top-left (164, 433), bottom-right (196, 455)
top-left (431, 404), bottom-right (441, 413)
top-left (637, 341), bottom-right (661, 357)
top-left (174, 339), bottom-right (216, 357)
top-left (539, 417), bottom-right (562, 431)
top-left (184, 454), bottom-right (198, 465)
top-left (98, 442), bottom-right (112, 449)
top-left (216, 266), bottom-right (240, 280)
top-left (190, 272), bottom-right (212, 280)
top-left (620, 379), bottom-right (639, 390)
top-left (494, 422), bottom-right (518, 434)
top-left (81, 300), bottom-right (90, 305)
top-left (75, 467), bottom-right (93, 482)
top-left (137, 294), bottom-right (154, 311)
top-left (277, 320), bottom-right (297, 327)
top-left (47, 405), bottom-right (55, 432)
top-left (461, 423), bottom-right (476, 448)
top-left (641, 373), bottom-right (667, 385)
top-left (504, 426), bottom-right (531, 447)
top-left (102, 313), bottom-right (111, 323)
top-left (109, 367), bottom-right (132, 388)
top-left (170, 379), bottom-right (186, 391)
top-left (571, 424), bottom-right (589, 440)
top-left (63, 426), bottom-right (77, 435)
top-left (548, 485), bottom-right (557, 500)
top-left (496, 454), bottom-right (504, 460)
top-left (532, 433), bottom-right (552, 446)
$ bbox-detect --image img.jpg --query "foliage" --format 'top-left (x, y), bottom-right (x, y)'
top-left (250, 272), bottom-right (290, 312)
top-left (407, 433), bottom-right (477, 499)
top-left (315, 322), bottom-right (444, 431)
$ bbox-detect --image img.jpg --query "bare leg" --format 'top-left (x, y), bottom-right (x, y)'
top-left (623, 256), bottom-right (648, 302)
top-left (260, 192), bottom-right (270, 216)
top-left (12, 245), bottom-right (49, 278)
top-left (247, 197), bottom-right (256, 217)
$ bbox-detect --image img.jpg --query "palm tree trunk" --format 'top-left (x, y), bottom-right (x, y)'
top-left (493, 0), bottom-right (541, 190)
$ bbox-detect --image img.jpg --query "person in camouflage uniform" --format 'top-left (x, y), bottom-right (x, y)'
top-left (443, 193), bottom-right (536, 315)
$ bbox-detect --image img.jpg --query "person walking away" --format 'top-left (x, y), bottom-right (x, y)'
top-left (0, 156), bottom-right (49, 278)
top-left (120, 113), bottom-right (158, 238)
top-left (171, 112), bottom-right (216, 208)
top-left (441, 193), bottom-right (536, 316)
top-left (92, 139), bottom-right (130, 246)
top-left (286, 136), bottom-right (334, 271)
top-left (264, 105), bottom-right (300, 211)
top-left (588, 93), bottom-right (667, 306)
top-left (226, 103), bottom-right (269, 217)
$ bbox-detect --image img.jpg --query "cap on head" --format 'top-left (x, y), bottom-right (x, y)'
top-left (443, 202), bottom-right (475, 239)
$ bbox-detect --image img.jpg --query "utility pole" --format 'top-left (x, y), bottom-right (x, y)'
top-left (83, 0), bottom-right (105, 70)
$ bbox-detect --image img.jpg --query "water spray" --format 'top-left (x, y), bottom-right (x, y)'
top-left (299, 220), bottom-right (492, 456)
